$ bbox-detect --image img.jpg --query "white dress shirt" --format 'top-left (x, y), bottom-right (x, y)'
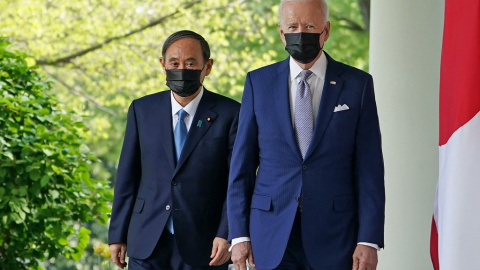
top-left (289, 52), bottom-right (327, 126)
top-left (171, 88), bottom-right (204, 131)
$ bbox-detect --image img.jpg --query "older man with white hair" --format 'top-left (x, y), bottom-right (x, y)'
top-left (227, 0), bottom-right (385, 269)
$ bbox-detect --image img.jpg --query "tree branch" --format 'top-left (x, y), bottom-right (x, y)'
top-left (118, 42), bottom-right (163, 73)
top-left (331, 15), bottom-right (366, 32)
top-left (36, 0), bottom-right (203, 66)
top-left (43, 68), bottom-right (117, 116)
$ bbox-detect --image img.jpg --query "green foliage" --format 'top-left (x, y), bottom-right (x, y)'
top-left (0, 38), bottom-right (112, 270)
top-left (327, 0), bottom-right (370, 70)
top-left (0, 0), bottom-right (369, 186)
top-left (0, 1), bottom-right (368, 268)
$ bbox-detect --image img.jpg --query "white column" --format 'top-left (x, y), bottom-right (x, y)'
top-left (369, 1), bottom-right (444, 269)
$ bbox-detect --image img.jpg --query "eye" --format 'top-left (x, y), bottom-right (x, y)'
top-left (288, 25), bottom-right (297, 30)
top-left (306, 25), bottom-right (315, 29)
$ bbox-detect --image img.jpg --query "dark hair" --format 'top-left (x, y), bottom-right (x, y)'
top-left (162, 30), bottom-right (211, 64)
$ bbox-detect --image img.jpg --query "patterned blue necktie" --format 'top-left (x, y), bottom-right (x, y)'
top-left (294, 70), bottom-right (313, 159)
top-left (168, 108), bottom-right (188, 234)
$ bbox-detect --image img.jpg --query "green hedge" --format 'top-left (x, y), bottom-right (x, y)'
top-left (0, 37), bottom-right (112, 270)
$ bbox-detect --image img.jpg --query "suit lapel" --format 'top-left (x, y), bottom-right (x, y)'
top-left (305, 53), bottom-right (344, 159)
top-left (154, 92), bottom-right (176, 171)
top-left (173, 89), bottom-right (217, 175)
top-left (273, 59), bottom-right (304, 159)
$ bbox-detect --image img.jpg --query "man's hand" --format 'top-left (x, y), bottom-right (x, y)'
top-left (352, 245), bottom-right (378, 270)
top-left (109, 243), bottom-right (127, 269)
top-left (231, 241), bottom-right (254, 270)
top-left (209, 237), bottom-right (231, 266)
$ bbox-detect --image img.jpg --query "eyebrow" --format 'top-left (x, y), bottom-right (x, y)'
top-left (167, 57), bottom-right (199, 62)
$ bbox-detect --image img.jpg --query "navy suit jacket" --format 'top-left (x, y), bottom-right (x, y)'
top-left (227, 54), bottom-right (385, 270)
top-left (109, 89), bottom-right (240, 266)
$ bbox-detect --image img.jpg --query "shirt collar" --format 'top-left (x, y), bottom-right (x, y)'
top-left (289, 51), bottom-right (327, 81)
top-left (171, 87), bottom-right (204, 117)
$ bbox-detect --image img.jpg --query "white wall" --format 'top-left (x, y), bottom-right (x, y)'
top-left (369, 1), bottom-right (444, 269)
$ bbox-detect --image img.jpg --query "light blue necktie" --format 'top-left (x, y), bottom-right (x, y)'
top-left (167, 108), bottom-right (189, 234)
top-left (174, 109), bottom-right (189, 161)
top-left (294, 70), bottom-right (314, 159)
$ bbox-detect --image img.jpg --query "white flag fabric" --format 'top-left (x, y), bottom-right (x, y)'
top-left (430, 1), bottom-right (480, 269)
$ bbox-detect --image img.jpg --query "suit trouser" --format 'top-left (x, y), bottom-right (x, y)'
top-left (268, 212), bottom-right (314, 270)
top-left (128, 229), bottom-right (229, 270)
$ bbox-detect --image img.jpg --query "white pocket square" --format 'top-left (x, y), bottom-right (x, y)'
top-left (333, 104), bottom-right (349, 112)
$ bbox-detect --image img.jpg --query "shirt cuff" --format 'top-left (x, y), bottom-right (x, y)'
top-left (357, 242), bottom-right (380, 250)
top-left (228, 237), bottom-right (251, 252)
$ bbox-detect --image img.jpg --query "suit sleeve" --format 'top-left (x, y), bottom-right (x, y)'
top-left (216, 109), bottom-right (240, 239)
top-left (227, 73), bottom-right (259, 241)
top-left (354, 75), bottom-right (385, 248)
top-left (108, 101), bottom-right (142, 244)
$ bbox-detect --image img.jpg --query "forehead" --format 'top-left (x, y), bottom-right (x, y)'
top-left (282, 1), bottom-right (323, 24)
top-left (164, 37), bottom-right (203, 61)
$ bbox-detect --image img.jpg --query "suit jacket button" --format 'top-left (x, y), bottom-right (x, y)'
top-left (302, 165), bottom-right (308, 170)
top-left (166, 205), bottom-right (171, 211)
top-left (172, 181), bottom-right (178, 186)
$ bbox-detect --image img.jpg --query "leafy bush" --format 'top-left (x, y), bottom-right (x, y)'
top-left (0, 37), bottom-right (113, 270)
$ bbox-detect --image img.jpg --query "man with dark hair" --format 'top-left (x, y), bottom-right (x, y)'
top-left (161, 31), bottom-right (211, 64)
top-left (228, 0), bottom-right (385, 270)
top-left (109, 30), bottom-right (239, 270)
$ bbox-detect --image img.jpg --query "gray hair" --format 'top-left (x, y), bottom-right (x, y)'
top-left (279, 0), bottom-right (329, 25)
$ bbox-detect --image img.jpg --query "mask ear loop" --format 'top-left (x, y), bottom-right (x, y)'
top-left (198, 59), bottom-right (210, 86)
top-left (199, 62), bottom-right (208, 84)
top-left (319, 27), bottom-right (326, 50)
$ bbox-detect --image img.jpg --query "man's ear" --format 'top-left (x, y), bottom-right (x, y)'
top-left (204, 58), bottom-right (214, 76)
top-left (159, 57), bottom-right (167, 74)
top-left (324, 21), bottom-right (331, 42)
top-left (279, 24), bottom-right (287, 45)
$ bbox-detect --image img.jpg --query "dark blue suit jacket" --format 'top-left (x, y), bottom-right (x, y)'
top-left (109, 89), bottom-right (240, 266)
top-left (227, 54), bottom-right (385, 270)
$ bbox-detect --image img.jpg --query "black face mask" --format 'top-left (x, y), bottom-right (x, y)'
top-left (165, 68), bottom-right (203, 97)
top-left (284, 30), bottom-right (325, 64)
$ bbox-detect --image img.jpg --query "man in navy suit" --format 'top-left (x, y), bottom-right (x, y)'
top-left (228, 1), bottom-right (385, 270)
top-left (108, 30), bottom-right (240, 270)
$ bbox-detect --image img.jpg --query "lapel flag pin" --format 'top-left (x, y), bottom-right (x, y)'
top-left (206, 117), bottom-right (211, 122)
top-left (330, 81), bottom-right (337, 85)
top-left (197, 120), bottom-right (202, 127)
